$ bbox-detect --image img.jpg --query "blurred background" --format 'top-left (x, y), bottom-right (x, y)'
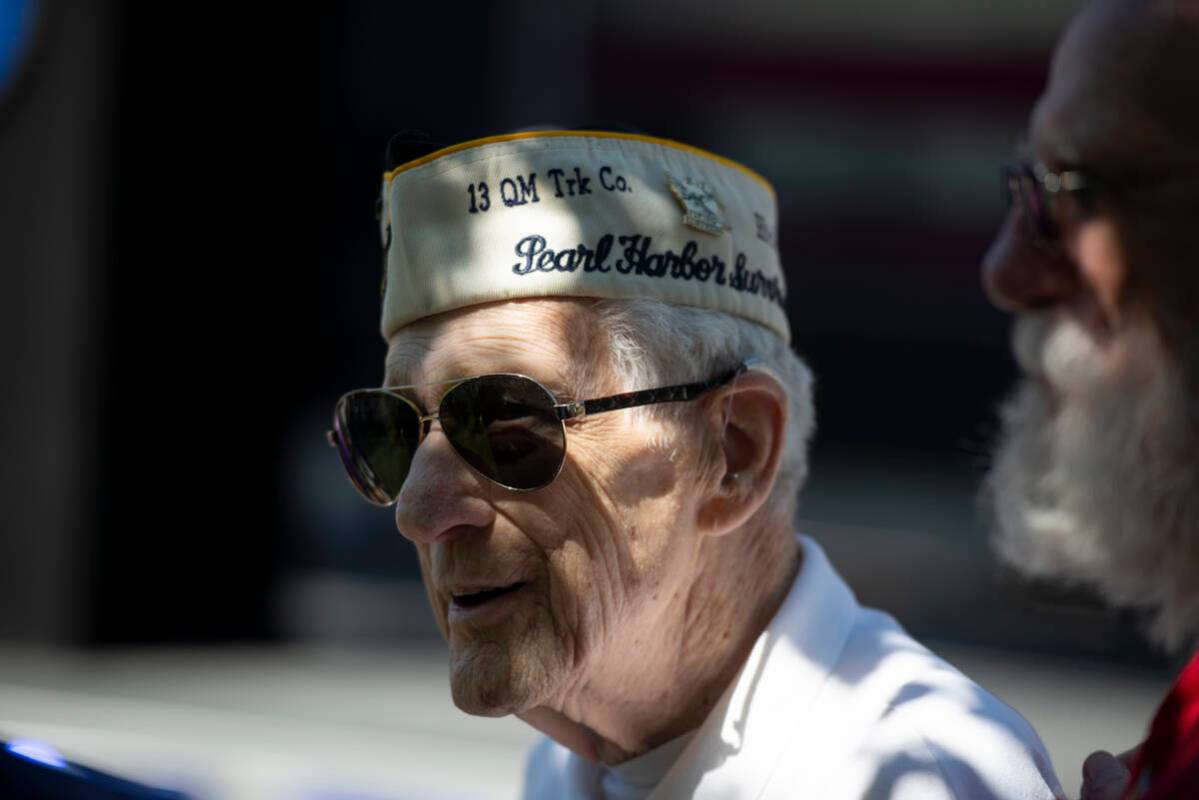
top-left (0, 0), bottom-right (1181, 797)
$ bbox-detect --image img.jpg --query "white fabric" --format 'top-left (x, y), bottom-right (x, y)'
top-left (522, 536), bottom-right (1064, 800)
top-left (379, 131), bottom-right (789, 343)
top-left (599, 730), bottom-right (697, 800)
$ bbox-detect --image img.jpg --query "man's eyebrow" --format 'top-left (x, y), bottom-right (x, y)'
top-left (383, 345), bottom-right (429, 387)
top-left (383, 366), bottom-right (577, 405)
top-left (382, 359), bottom-right (411, 388)
top-left (538, 374), bottom-right (576, 402)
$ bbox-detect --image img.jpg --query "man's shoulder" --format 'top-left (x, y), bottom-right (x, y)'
top-left (827, 608), bottom-right (1063, 799)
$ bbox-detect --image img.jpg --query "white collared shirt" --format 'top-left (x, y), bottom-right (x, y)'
top-left (522, 536), bottom-right (1063, 800)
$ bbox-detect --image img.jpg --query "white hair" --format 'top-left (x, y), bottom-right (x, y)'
top-left (986, 310), bottom-right (1199, 652)
top-left (588, 298), bottom-right (815, 529)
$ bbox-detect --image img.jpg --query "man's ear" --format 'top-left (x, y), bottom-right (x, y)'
top-left (695, 369), bottom-right (788, 538)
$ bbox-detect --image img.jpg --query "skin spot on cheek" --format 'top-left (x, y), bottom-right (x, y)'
top-left (553, 474), bottom-right (639, 598)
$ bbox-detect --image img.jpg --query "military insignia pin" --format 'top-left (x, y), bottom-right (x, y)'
top-left (667, 171), bottom-right (728, 235)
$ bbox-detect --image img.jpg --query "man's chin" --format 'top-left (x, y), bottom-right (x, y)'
top-left (986, 381), bottom-right (1073, 575)
top-left (986, 359), bottom-right (1199, 651)
top-left (447, 640), bottom-right (557, 717)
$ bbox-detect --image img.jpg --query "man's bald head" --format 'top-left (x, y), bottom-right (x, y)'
top-left (1036, 0), bottom-right (1199, 173)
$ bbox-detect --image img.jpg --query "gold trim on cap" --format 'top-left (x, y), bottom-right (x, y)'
top-left (382, 130), bottom-right (775, 195)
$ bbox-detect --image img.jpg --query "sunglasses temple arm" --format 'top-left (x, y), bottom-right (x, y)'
top-left (556, 359), bottom-right (755, 421)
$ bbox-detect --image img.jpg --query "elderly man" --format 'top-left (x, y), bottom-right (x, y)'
top-left (331, 129), bottom-right (1061, 798)
top-left (982, 1), bottom-right (1199, 798)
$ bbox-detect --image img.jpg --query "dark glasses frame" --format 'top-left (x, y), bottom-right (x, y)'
top-left (328, 357), bottom-right (760, 505)
top-left (1004, 160), bottom-right (1102, 245)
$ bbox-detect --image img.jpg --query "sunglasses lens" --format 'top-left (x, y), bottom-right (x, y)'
top-left (334, 390), bottom-right (422, 504)
top-left (440, 375), bottom-right (566, 490)
top-left (1007, 168), bottom-right (1056, 241)
top-left (1022, 179), bottom-right (1056, 238)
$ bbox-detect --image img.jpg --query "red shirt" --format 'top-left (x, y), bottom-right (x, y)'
top-left (1125, 652), bottom-right (1199, 799)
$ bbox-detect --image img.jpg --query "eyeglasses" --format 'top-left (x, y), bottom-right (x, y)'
top-left (1004, 161), bottom-right (1102, 244)
top-left (327, 359), bottom-right (757, 505)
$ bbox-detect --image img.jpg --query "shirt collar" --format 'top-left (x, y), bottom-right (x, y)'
top-left (601, 729), bottom-right (698, 798)
top-left (653, 534), bottom-right (860, 798)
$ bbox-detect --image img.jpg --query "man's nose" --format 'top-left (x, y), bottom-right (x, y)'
top-left (394, 431), bottom-right (496, 544)
top-left (982, 210), bottom-right (1082, 311)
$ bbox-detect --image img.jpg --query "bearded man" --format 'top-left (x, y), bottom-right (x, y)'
top-left (982, 1), bottom-right (1199, 797)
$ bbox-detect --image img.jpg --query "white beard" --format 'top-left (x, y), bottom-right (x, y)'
top-left (986, 311), bottom-right (1199, 651)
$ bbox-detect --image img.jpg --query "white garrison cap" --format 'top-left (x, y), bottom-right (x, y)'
top-left (379, 130), bottom-right (789, 342)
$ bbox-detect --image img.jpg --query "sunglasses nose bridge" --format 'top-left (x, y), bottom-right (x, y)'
top-left (416, 412), bottom-right (440, 439)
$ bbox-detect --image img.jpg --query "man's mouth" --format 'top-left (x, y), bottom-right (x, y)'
top-left (450, 581), bottom-right (527, 609)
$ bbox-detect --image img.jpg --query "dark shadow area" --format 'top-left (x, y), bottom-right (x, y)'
top-left (0, 0), bottom-right (1168, 672)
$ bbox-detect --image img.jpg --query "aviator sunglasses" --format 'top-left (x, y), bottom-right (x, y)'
top-left (328, 359), bottom-right (758, 505)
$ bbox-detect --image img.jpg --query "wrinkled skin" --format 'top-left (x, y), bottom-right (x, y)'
top-left (384, 298), bottom-right (796, 764)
